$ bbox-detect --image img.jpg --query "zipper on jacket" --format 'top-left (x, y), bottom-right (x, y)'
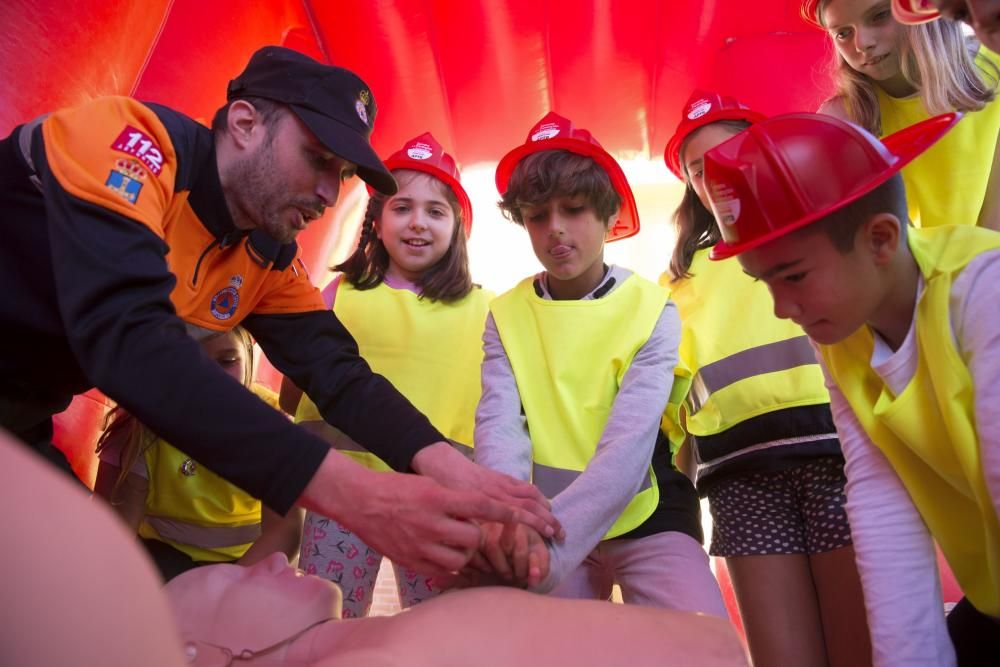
top-left (191, 231), bottom-right (242, 286)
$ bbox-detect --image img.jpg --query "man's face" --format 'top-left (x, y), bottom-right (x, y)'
top-left (736, 226), bottom-right (882, 345)
top-left (520, 195), bottom-right (610, 300)
top-left (931, 0), bottom-right (1000, 52)
top-left (227, 110), bottom-right (356, 244)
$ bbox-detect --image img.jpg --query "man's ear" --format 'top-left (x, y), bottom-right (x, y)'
top-left (225, 100), bottom-right (263, 149)
top-left (863, 212), bottom-right (903, 266)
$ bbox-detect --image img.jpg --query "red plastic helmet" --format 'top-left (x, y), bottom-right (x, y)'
top-left (378, 132), bottom-right (473, 237)
top-left (495, 111), bottom-right (640, 242)
top-left (892, 0), bottom-right (942, 23)
top-left (800, 0), bottom-right (824, 28)
top-left (706, 112), bottom-right (961, 260)
top-left (663, 90), bottom-right (766, 179)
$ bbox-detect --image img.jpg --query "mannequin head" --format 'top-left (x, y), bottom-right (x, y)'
top-left (165, 553), bottom-right (342, 654)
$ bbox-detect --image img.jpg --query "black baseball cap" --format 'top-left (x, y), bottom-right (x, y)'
top-left (228, 46), bottom-right (397, 195)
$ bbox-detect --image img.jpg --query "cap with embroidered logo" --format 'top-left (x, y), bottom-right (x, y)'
top-left (228, 46), bottom-right (397, 195)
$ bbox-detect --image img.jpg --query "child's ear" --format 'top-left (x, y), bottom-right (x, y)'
top-left (864, 213), bottom-right (902, 265)
top-left (605, 206), bottom-right (621, 228)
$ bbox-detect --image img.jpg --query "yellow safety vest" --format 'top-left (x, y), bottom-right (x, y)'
top-left (139, 385), bottom-right (275, 562)
top-left (820, 225), bottom-right (1000, 615)
top-left (491, 274), bottom-right (667, 539)
top-left (295, 281), bottom-right (492, 470)
top-left (663, 249), bottom-right (830, 438)
top-left (877, 47), bottom-right (1000, 229)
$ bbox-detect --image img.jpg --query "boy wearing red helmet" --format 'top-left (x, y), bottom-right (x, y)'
top-left (473, 112), bottom-right (727, 615)
top-left (706, 111), bottom-right (1000, 666)
top-left (664, 91), bottom-right (870, 667)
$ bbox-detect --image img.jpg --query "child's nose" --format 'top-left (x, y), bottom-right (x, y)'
top-left (854, 26), bottom-right (877, 53)
top-left (547, 214), bottom-right (567, 235)
top-left (772, 293), bottom-right (801, 321)
top-left (409, 213), bottom-right (429, 230)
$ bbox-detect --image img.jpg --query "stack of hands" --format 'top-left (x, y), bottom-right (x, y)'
top-left (410, 441), bottom-right (561, 591)
top-left (443, 519), bottom-right (553, 590)
top-left (306, 441), bottom-right (564, 589)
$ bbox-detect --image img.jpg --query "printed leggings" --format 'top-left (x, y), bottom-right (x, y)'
top-left (299, 510), bottom-right (440, 617)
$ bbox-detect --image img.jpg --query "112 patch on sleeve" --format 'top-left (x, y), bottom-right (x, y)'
top-left (111, 125), bottom-right (164, 175)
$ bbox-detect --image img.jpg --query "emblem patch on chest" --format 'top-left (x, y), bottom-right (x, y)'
top-left (210, 274), bottom-right (244, 321)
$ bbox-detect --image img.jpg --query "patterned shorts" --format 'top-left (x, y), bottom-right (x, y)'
top-left (706, 456), bottom-right (853, 558)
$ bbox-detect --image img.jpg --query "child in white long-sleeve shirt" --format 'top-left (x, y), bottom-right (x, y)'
top-left (705, 110), bottom-right (1000, 666)
top-left (474, 112), bottom-right (726, 616)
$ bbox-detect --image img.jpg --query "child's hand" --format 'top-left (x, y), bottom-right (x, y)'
top-left (410, 443), bottom-right (565, 541)
top-left (472, 521), bottom-right (550, 589)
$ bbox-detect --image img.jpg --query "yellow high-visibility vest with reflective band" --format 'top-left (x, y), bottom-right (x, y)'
top-left (139, 383), bottom-right (279, 561)
top-left (295, 281), bottom-right (492, 470)
top-left (663, 249), bottom-right (830, 440)
top-left (490, 274), bottom-right (668, 539)
top-left (820, 225), bottom-right (1000, 616)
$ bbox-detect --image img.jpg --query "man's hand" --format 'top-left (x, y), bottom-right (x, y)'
top-left (411, 442), bottom-right (565, 541)
top-left (299, 451), bottom-right (523, 576)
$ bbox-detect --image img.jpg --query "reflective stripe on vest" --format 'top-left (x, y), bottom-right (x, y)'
top-left (664, 250), bottom-right (831, 439)
top-left (145, 516), bottom-right (261, 549)
top-left (688, 336), bottom-right (816, 414)
top-left (532, 460), bottom-right (654, 499)
top-left (294, 281), bottom-right (491, 471)
top-left (491, 274), bottom-right (667, 540)
top-left (821, 225), bottom-right (1000, 616)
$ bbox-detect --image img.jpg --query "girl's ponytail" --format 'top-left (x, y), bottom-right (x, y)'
top-left (335, 192), bottom-right (390, 290)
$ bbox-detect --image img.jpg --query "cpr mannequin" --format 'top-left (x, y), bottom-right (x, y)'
top-left (0, 429), bottom-right (187, 666)
top-left (165, 552), bottom-right (748, 667)
top-left (0, 428), bottom-right (745, 667)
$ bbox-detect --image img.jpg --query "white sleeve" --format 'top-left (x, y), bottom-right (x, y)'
top-left (951, 250), bottom-right (1000, 523)
top-left (814, 345), bottom-right (955, 667)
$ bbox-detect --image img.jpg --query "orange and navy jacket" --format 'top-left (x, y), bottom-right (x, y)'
top-left (0, 96), bottom-right (442, 512)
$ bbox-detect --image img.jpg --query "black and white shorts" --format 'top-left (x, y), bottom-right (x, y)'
top-left (706, 456), bottom-right (853, 558)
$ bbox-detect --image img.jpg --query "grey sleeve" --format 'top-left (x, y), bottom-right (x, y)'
top-left (473, 313), bottom-right (533, 482)
top-left (536, 301), bottom-right (682, 592)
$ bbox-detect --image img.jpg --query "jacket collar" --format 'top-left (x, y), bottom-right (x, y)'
top-left (188, 141), bottom-right (298, 271)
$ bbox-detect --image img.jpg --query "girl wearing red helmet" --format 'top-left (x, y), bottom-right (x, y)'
top-left (282, 133), bottom-right (495, 617)
top-left (663, 91), bottom-right (872, 667)
top-left (804, 0), bottom-right (1000, 230)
